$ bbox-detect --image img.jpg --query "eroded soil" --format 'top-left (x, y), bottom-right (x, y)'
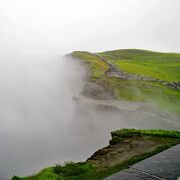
top-left (87, 136), bottom-right (179, 169)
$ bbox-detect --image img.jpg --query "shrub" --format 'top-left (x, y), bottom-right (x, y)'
top-left (54, 162), bottom-right (96, 176)
top-left (111, 128), bottom-right (180, 139)
top-left (109, 136), bottom-right (124, 145)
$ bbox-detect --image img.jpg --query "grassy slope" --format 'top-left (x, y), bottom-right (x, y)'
top-left (12, 129), bottom-right (180, 180)
top-left (71, 51), bottom-right (109, 81)
top-left (111, 129), bottom-right (180, 139)
top-left (115, 60), bottom-right (180, 82)
top-left (98, 49), bottom-right (180, 82)
top-left (73, 49), bottom-right (180, 113)
top-left (98, 49), bottom-right (180, 61)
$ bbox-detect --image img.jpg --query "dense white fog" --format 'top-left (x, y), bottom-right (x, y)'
top-left (0, 0), bottom-right (180, 179)
top-left (0, 0), bottom-right (180, 54)
top-left (1, 55), bottom-right (179, 179)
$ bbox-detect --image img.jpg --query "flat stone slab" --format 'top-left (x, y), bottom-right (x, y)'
top-left (131, 144), bottom-right (180, 180)
top-left (105, 168), bottom-right (158, 180)
top-left (105, 144), bottom-right (180, 180)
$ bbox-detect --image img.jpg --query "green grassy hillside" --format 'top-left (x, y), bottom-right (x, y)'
top-left (73, 49), bottom-right (180, 113)
top-left (98, 49), bottom-right (180, 82)
top-left (99, 49), bottom-right (180, 82)
top-left (114, 59), bottom-right (179, 82)
top-left (98, 49), bottom-right (180, 61)
top-left (71, 51), bottom-right (109, 81)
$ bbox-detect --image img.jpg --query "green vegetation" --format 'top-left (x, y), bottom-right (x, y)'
top-left (12, 129), bottom-right (180, 180)
top-left (111, 128), bottom-right (180, 140)
top-left (12, 167), bottom-right (60, 180)
top-left (99, 49), bottom-right (180, 82)
top-left (107, 77), bottom-right (180, 113)
top-left (11, 162), bottom-right (96, 180)
top-left (54, 162), bottom-right (96, 177)
top-left (12, 144), bottom-right (178, 180)
top-left (72, 49), bottom-right (180, 113)
top-left (98, 49), bottom-right (180, 61)
top-left (72, 51), bottom-right (109, 81)
top-left (109, 136), bottom-right (124, 145)
top-left (115, 60), bottom-right (180, 82)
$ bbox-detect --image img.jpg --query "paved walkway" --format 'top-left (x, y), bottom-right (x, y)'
top-left (105, 144), bottom-right (180, 180)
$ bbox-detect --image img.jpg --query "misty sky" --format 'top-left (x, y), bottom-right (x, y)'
top-left (0, 0), bottom-right (180, 55)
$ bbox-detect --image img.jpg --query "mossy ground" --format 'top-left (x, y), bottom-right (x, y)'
top-left (12, 129), bottom-right (180, 180)
top-left (98, 49), bottom-right (180, 63)
top-left (111, 128), bottom-right (180, 139)
top-left (114, 59), bottom-right (180, 82)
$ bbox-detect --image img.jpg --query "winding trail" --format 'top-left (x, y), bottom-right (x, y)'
top-left (94, 53), bottom-right (180, 90)
top-left (94, 53), bottom-right (156, 81)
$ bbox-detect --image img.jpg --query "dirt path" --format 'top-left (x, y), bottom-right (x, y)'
top-left (94, 53), bottom-right (156, 81)
top-left (94, 53), bottom-right (180, 90)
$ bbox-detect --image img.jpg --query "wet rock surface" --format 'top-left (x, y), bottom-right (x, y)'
top-left (104, 168), bottom-right (158, 180)
top-left (81, 82), bottom-right (114, 99)
top-left (105, 144), bottom-right (180, 180)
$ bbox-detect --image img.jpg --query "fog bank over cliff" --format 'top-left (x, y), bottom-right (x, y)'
top-left (0, 54), bottom-right (179, 179)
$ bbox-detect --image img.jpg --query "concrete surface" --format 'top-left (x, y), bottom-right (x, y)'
top-left (105, 144), bottom-right (180, 180)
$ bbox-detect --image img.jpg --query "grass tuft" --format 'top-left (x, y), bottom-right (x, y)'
top-left (109, 136), bottom-right (124, 145)
top-left (54, 162), bottom-right (96, 177)
top-left (111, 128), bottom-right (180, 139)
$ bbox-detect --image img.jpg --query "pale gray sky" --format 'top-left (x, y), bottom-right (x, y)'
top-left (0, 0), bottom-right (180, 54)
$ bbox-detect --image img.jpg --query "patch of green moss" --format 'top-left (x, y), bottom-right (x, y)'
top-left (109, 136), bottom-right (124, 145)
top-left (11, 163), bottom-right (96, 180)
top-left (11, 167), bottom-right (60, 180)
top-left (98, 49), bottom-right (180, 62)
top-left (54, 162), bottom-right (96, 177)
top-left (111, 129), bottom-right (180, 139)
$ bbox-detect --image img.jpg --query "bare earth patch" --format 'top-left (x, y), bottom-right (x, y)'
top-left (87, 136), bottom-right (179, 169)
